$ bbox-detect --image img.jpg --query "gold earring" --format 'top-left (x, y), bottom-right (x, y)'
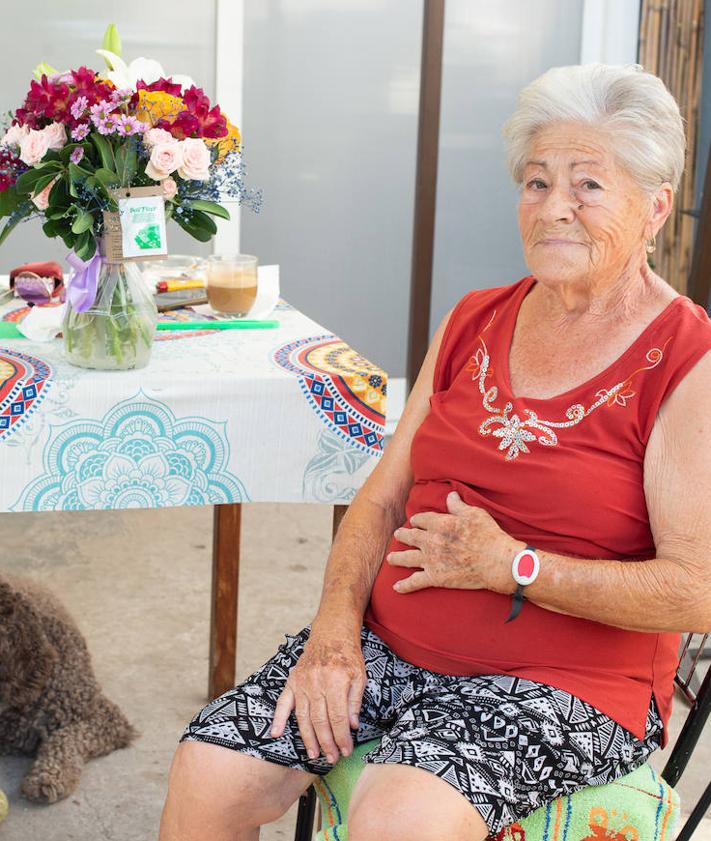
top-left (645, 235), bottom-right (657, 254)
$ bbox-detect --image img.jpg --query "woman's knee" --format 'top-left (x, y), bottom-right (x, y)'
top-left (163, 741), bottom-right (311, 828)
top-left (347, 764), bottom-right (490, 841)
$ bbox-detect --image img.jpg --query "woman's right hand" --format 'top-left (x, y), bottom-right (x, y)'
top-left (270, 627), bottom-right (366, 765)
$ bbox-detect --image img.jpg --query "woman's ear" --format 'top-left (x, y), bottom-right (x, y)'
top-left (646, 182), bottom-right (674, 239)
top-left (0, 587), bottom-right (58, 707)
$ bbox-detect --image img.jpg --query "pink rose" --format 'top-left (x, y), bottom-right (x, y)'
top-left (19, 129), bottom-right (50, 165)
top-left (1, 124), bottom-right (29, 148)
top-left (31, 176), bottom-right (58, 211)
top-left (145, 142), bottom-right (183, 180)
top-left (144, 128), bottom-right (177, 147)
top-left (177, 138), bottom-right (211, 181)
top-left (161, 177), bottom-right (178, 200)
top-left (41, 121), bottom-right (67, 151)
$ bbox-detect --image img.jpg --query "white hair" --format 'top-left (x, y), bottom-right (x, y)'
top-left (501, 63), bottom-right (686, 194)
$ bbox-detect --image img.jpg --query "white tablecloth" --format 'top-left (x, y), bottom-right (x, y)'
top-left (0, 295), bottom-right (386, 512)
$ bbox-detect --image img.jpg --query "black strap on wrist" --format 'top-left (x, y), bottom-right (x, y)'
top-left (504, 544), bottom-right (537, 624)
top-left (505, 584), bottom-right (525, 623)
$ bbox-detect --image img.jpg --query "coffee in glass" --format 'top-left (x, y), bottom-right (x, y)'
top-left (206, 254), bottom-right (259, 316)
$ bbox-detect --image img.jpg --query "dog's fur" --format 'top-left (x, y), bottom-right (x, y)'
top-left (0, 572), bottom-right (137, 803)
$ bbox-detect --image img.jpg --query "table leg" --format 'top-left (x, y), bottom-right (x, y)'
top-left (208, 502), bottom-right (350, 701)
top-left (209, 502), bottom-right (241, 700)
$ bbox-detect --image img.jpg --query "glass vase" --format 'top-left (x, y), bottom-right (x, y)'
top-left (62, 248), bottom-right (158, 371)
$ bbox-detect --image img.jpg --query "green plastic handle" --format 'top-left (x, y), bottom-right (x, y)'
top-left (0, 320), bottom-right (280, 340)
top-left (157, 319), bottom-right (279, 330)
top-left (0, 322), bottom-right (23, 339)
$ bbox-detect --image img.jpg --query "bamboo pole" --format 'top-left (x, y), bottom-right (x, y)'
top-left (638, 0), bottom-right (705, 294)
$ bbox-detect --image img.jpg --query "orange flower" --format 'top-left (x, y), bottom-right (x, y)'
top-left (134, 89), bottom-right (185, 127)
top-left (206, 117), bottom-right (241, 163)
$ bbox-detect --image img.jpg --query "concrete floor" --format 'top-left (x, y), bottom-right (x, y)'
top-left (0, 503), bottom-right (709, 840)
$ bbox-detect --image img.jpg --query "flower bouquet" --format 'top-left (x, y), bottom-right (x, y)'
top-left (0, 24), bottom-right (260, 370)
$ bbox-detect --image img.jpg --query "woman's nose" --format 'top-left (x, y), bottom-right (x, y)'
top-left (539, 184), bottom-right (578, 223)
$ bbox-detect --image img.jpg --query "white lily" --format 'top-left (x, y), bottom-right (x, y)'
top-left (95, 49), bottom-right (195, 92)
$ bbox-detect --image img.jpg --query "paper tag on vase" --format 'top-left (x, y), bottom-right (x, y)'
top-left (118, 195), bottom-right (168, 258)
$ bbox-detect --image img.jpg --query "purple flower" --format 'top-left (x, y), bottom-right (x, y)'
top-left (71, 123), bottom-right (90, 141)
top-left (70, 147), bottom-right (84, 164)
top-left (110, 88), bottom-right (133, 105)
top-left (70, 96), bottom-right (89, 121)
top-left (115, 115), bottom-right (143, 137)
top-left (90, 101), bottom-right (114, 126)
top-left (96, 118), bottom-right (114, 135)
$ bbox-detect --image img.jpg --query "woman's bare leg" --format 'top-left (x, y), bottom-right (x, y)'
top-left (158, 741), bottom-right (315, 841)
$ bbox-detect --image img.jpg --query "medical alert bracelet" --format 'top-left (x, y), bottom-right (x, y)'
top-left (504, 545), bottom-right (540, 623)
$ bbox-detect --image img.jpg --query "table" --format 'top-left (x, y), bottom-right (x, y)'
top-left (0, 294), bottom-right (387, 698)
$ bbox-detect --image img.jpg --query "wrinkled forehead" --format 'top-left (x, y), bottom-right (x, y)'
top-left (524, 124), bottom-right (619, 174)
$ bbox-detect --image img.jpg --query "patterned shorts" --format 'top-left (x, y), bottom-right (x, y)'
top-left (181, 625), bottom-right (663, 834)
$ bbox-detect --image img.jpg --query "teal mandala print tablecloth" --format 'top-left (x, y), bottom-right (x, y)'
top-left (0, 297), bottom-right (386, 512)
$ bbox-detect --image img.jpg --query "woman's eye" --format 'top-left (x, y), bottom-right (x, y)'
top-left (582, 180), bottom-right (601, 190)
top-left (526, 179), bottom-right (547, 189)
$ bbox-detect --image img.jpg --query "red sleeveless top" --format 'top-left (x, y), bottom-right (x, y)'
top-left (365, 275), bottom-right (711, 744)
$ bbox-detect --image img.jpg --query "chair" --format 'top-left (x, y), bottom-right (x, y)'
top-left (293, 632), bottom-right (711, 841)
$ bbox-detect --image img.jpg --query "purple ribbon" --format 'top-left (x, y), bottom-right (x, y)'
top-left (66, 250), bottom-right (102, 313)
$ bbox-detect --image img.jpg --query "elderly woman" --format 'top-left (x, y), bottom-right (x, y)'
top-left (159, 63), bottom-right (711, 841)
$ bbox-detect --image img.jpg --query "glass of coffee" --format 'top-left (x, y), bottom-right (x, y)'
top-left (206, 254), bottom-right (259, 316)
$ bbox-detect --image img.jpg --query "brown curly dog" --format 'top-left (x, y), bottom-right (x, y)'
top-left (0, 572), bottom-right (137, 803)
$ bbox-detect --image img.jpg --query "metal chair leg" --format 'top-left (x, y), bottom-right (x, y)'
top-left (294, 786), bottom-right (317, 841)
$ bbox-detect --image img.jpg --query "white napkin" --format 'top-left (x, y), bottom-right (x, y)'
top-left (191, 264), bottom-right (280, 320)
top-left (16, 302), bottom-right (66, 341)
top-left (0, 274), bottom-right (11, 305)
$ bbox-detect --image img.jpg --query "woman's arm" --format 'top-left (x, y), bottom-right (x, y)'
top-left (389, 349), bottom-right (711, 634)
top-left (270, 305), bottom-right (454, 763)
top-left (520, 347), bottom-right (711, 632)
top-left (313, 302), bottom-right (453, 628)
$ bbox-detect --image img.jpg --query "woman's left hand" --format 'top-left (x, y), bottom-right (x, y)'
top-left (387, 491), bottom-right (521, 594)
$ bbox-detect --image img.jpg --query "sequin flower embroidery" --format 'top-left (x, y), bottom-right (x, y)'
top-left (468, 311), bottom-right (670, 462)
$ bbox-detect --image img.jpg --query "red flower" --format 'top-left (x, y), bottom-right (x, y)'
top-left (15, 67), bottom-right (114, 129)
top-left (15, 75), bottom-right (71, 127)
top-left (155, 85), bottom-right (227, 139)
top-left (137, 77), bottom-right (183, 97)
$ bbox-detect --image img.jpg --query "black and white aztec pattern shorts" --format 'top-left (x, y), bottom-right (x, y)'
top-left (180, 625), bottom-right (663, 834)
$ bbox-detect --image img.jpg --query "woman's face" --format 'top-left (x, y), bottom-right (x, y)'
top-left (517, 121), bottom-right (664, 289)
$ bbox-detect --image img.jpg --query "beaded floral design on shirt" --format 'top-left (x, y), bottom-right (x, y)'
top-left (466, 311), bottom-right (670, 461)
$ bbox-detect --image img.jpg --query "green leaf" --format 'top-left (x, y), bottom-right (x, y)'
top-left (15, 167), bottom-right (53, 195)
top-left (60, 229), bottom-right (76, 249)
top-left (49, 176), bottom-right (70, 209)
top-left (95, 167), bottom-right (120, 188)
top-left (0, 213), bottom-right (23, 245)
top-left (174, 210), bottom-right (215, 242)
top-left (34, 159), bottom-right (63, 171)
top-left (184, 199), bottom-right (230, 220)
top-left (91, 134), bottom-right (115, 171)
top-left (68, 162), bottom-right (93, 181)
top-left (0, 186), bottom-right (22, 218)
top-left (67, 162), bottom-right (93, 200)
top-left (73, 229), bottom-right (96, 261)
top-left (31, 172), bottom-right (59, 197)
top-left (115, 141), bottom-right (138, 187)
top-left (42, 218), bottom-right (63, 238)
top-left (94, 168), bottom-right (120, 209)
top-left (71, 210), bottom-right (95, 235)
top-left (46, 206), bottom-right (70, 220)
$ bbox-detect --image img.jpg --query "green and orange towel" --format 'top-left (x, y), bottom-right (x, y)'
top-left (313, 740), bottom-right (679, 841)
